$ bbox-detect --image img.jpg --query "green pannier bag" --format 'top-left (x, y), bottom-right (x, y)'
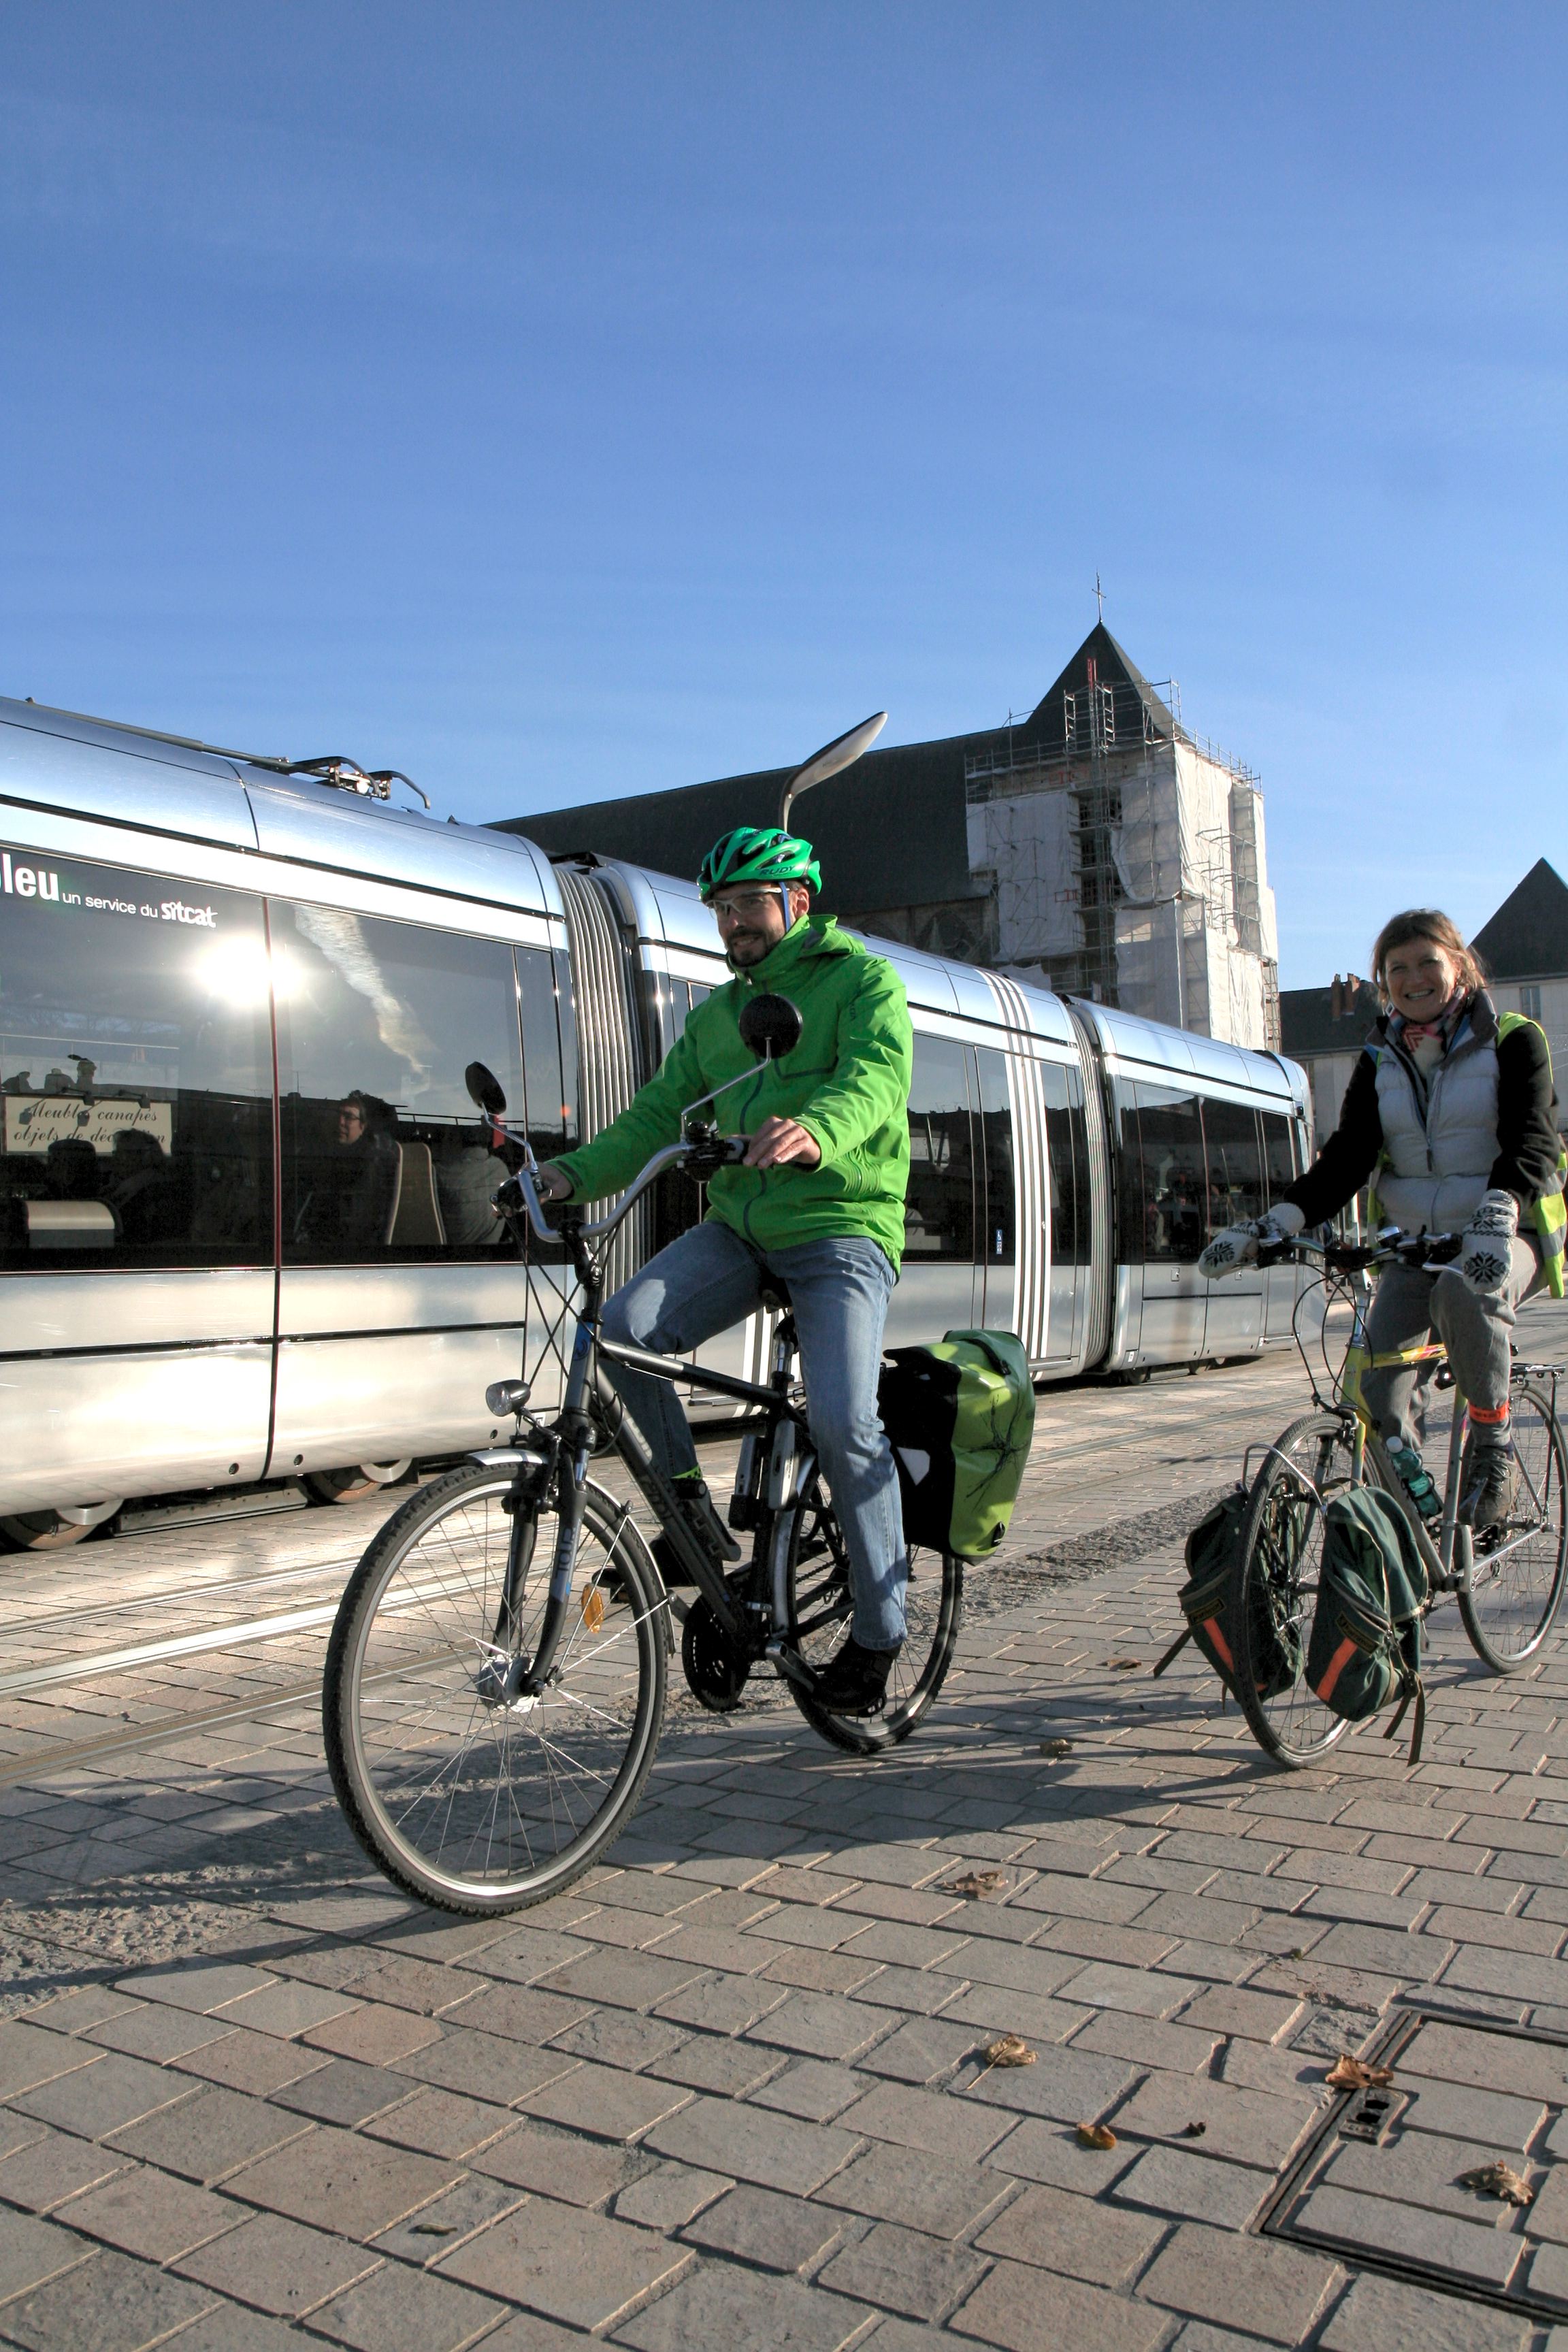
top-left (1154, 1489), bottom-right (1302, 1701)
top-left (1305, 1486), bottom-right (1428, 1761)
top-left (878, 1328), bottom-right (1034, 1559)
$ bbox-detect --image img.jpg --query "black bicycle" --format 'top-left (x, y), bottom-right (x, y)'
top-left (323, 996), bottom-right (962, 1914)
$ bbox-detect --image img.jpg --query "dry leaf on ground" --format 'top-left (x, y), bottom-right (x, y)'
top-left (1326, 2055), bottom-right (1394, 2091)
top-left (1077, 2122), bottom-right (1117, 2150)
top-left (1039, 1737), bottom-right (1074, 1757)
top-left (1180, 2121), bottom-right (1207, 2137)
top-left (1106, 1658), bottom-right (1142, 1671)
top-left (982, 2035), bottom-right (1036, 2069)
top-left (1458, 2161), bottom-right (1533, 2206)
top-left (946, 1870), bottom-right (1009, 1899)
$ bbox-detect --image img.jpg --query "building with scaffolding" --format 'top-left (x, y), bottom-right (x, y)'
top-left (505, 622), bottom-right (1281, 1049)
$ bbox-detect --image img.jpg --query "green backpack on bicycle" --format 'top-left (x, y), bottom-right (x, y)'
top-left (878, 1329), bottom-right (1034, 1558)
top-left (1305, 1486), bottom-right (1428, 1761)
top-left (1156, 1490), bottom-right (1303, 1702)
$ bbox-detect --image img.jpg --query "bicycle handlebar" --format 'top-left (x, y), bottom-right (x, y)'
top-left (1262, 1227), bottom-right (1461, 1275)
top-left (490, 1130), bottom-right (748, 1245)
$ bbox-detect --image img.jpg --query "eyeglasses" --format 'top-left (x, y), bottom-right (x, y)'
top-left (709, 889), bottom-right (779, 924)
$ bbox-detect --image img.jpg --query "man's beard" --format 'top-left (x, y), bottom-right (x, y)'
top-left (729, 932), bottom-right (770, 964)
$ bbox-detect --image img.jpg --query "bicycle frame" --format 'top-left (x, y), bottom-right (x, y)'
top-left (481, 1137), bottom-right (820, 1699)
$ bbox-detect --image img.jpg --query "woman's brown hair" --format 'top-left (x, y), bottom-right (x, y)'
top-left (1371, 909), bottom-right (1487, 999)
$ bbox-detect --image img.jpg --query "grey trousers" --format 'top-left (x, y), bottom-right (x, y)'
top-left (1362, 1236), bottom-right (1541, 1446)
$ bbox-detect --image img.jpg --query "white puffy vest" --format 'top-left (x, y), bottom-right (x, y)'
top-left (1373, 1004), bottom-right (1499, 1234)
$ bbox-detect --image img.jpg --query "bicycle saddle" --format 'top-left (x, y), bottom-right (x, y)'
top-left (758, 1277), bottom-right (791, 1313)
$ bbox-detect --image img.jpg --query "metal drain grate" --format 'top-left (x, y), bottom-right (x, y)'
top-left (1260, 2004), bottom-right (1568, 2321)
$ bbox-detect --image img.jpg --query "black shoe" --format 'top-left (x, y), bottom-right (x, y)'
top-left (812, 1636), bottom-right (900, 1717)
top-left (670, 1477), bottom-right (741, 1567)
top-left (1463, 1444), bottom-right (1516, 1534)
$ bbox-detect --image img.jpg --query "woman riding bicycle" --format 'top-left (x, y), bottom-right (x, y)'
top-left (1202, 908), bottom-right (1566, 1531)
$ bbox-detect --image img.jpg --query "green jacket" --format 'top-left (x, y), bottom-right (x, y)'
top-left (554, 915), bottom-right (914, 1269)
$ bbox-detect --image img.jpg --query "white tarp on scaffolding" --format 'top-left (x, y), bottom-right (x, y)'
top-left (966, 785), bottom-right (1079, 962)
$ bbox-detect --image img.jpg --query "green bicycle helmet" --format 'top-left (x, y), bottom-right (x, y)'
top-left (698, 825), bottom-right (821, 900)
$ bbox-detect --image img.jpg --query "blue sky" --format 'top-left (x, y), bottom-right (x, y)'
top-left (3, 2), bottom-right (1565, 986)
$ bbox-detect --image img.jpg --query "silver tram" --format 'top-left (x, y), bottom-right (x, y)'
top-left (0, 695), bottom-right (1313, 1548)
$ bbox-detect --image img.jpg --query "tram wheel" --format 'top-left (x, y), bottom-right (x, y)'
top-left (0, 1500), bottom-right (123, 1551)
top-left (304, 1460), bottom-right (413, 1506)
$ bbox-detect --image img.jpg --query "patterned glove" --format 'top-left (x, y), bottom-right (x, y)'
top-left (1458, 1190), bottom-right (1520, 1296)
top-left (1198, 1203), bottom-right (1304, 1281)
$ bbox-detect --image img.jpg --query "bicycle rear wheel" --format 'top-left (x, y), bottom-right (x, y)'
top-left (1459, 1377), bottom-right (1568, 1670)
top-left (783, 1471), bottom-right (962, 1754)
top-left (1235, 1411), bottom-right (1356, 1767)
top-left (324, 1462), bottom-right (667, 1914)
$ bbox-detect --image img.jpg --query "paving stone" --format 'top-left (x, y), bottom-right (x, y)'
top-left (936, 1985), bottom-right (1094, 2048)
top-left (370, 2172), bottom-right (529, 2264)
top-left (682, 2181), bottom-right (845, 2272)
top-left (536, 1947), bottom-right (708, 2012)
top-left (836, 2080), bottom-right (1013, 2163)
top-left (82, 2007), bottom-right (234, 2064)
top-left (480, 2313), bottom-right (608, 2352)
top-left (438, 2195), bottom-right (690, 2328)
top-left (1319, 2264), bottom-right (1533, 2351)
top-left (440, 1982), bottom-right (594, 2045)
top-left (816, 2216), bottom-right (986, 2320)
top-left (984, 2117), bottom-right (1136, 2197)
top-left (950, 2255), bottom-right (1168, 2352)
top-left (745, 1991), bottom-right (892, 2062)
top-left (302, 2003), bottom-right (447, 2067)
top-left (932, 1941), bottom-right (1081, 2000)
top-left (817, 2140), bottom-right (1012, 2239)
top-left (649, 2034), bottom-right (785, 2097)
top-left (759, 1949), bottom-right (885, 1996)
top-left (1049, 1961), bottom-right (1194, 2017)
top-left (610, 2254), bottom-right (869, 2351)
top-left (1109, 2070), bottom-right (1316, 2169)
top-left (104, 2087), bottom-right (304, 2195)
top-left (214, 1978), bottom-right (360, 2040)
top-left (306, 2255), bottom-right (508, 2352)
top-left (858, 2016), bottom-right (986, 2084)
top-left (116, 1961), bottom-right (276, 2014)
top-left (655, 1971), bottom-right (794, 2033)
top-left (0, 2126), bottom-right (129, 2212)
top-left (171, 2029), bottom-right (331, 2097)
top-left (340, 1956), bottom-right (483, 2018)
top-left (614, 2159), bottom-right (734, 2230)
top-left (56, 2164), bottom-right (244, 2263)
top-left (751, 2059), bottom-right (868, 2121)
top-left (1525, 2237), bottom-right (1568, 2305)
top-left (16, 1989), bottom-right (138, 2040)
top-left (223, 2124), bottom-right (460, 2240)
top-left (644, 2095), bottom-right (862, 2195)
top-left (362, 2085), bottom-right (518, 2159)
top-left (9, 2052), bottom-right (189, 2140)
top-left (0, 2242), bottom-right (217, 2351)
top-left (1134, 2220), bottom-right (1340, 2343)
top-left (470, 2115), bottom-right (644, 2206)
top-left (152, 2303), bottom-right (301, 2352)
top-left (0, 2208), bottom-right (94, 2302)
top-left (1112, 2144), bottom-right (1271, 2229)
top-left (273, 2055), bottom-right (419, 2127)
top-left (1444, 1944), bottom-right (1568, 2006)
top-left (976, 2178), bottom-right (1164, 2287)
top-left (1405, 2017), bottom-right (1568, 2100)
top-left (1521, 2158), bottom-right (1568, 2243)
top-left (546, 2008), bottom-right (689, 2072)
top-left (1171, 1987), bottom-right (1304, 2043)
top-left (383, 2025), bottom-right (574, 2110)
top-left (522, 2059), bottom-right (689, 2142)
top-left (174, 2209), bottom-right (382, 2317)
top-left (960, 2043), bottom-right (1135, 2127)
top-left (1290, 2176), bottom-right (1522, 2287)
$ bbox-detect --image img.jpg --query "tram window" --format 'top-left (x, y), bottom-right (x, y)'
top-left (1202, 1098), bottom-right (1264, 1237)
top-left (974, 1046), bottom-right (1015, 1265)
top-left (1120, 1082), bottom-right (1205, 1263)
top-left (1261, 1110), bottom-right (1297, 1205)
top-left (651, 983), bottom-right (715, 1252)
top-left (517, 946), bottom-right (574, 1164)
top-left (0, 848), bottom-right (273, 1270)
top-left (1040, 1061), bottom-right (1090, 1264)
top-left (275, 905), bottom-right (525, 1264)
top-left (904, 1035), bottom-right (977, 1262)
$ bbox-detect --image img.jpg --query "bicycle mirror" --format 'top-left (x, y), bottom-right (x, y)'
top-left (465, 1061), bottom-right (508, 1117)
top-left (738, 994), bottom-right (802, 1061)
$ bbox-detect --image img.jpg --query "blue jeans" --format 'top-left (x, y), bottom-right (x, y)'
top-left (598, 1220), bottom-right (908, 1650)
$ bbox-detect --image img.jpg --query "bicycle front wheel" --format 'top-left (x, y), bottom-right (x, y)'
top-left (1459, 1377), bottom-right (1568, 1671)
top-left (1235, 1411), bottom-right (1356, 1767)
top-left (324, 1462), bottom-right (667, 1914)
top-left (783, 1471), bottom-right (962, 1755)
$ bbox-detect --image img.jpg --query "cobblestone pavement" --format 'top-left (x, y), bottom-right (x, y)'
top-left (3, 1305), bottom-right (1568, 2351)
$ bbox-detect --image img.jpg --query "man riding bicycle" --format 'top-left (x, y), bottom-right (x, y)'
top-left (1200, 906), bottom-right (1565, 1532)
top-left (536, 824), bottom-right (915, 1716)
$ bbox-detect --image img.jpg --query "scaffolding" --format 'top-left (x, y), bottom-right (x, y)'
top-left (964, 668), bottom-right (1279, 1047)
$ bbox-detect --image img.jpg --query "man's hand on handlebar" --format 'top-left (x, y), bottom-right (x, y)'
top-left (742, 1117), bottom-right (822, 1172)
top-left (535, 1163), bottom-right (574, 1204)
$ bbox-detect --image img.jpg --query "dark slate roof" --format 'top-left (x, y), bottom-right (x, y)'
top-left (495, 623), bottom-right (1170, 918)
top-left (1279, 981), bottom-right (1382, 1059)
top-left (1471, 860), bottom-right (1568, 981)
